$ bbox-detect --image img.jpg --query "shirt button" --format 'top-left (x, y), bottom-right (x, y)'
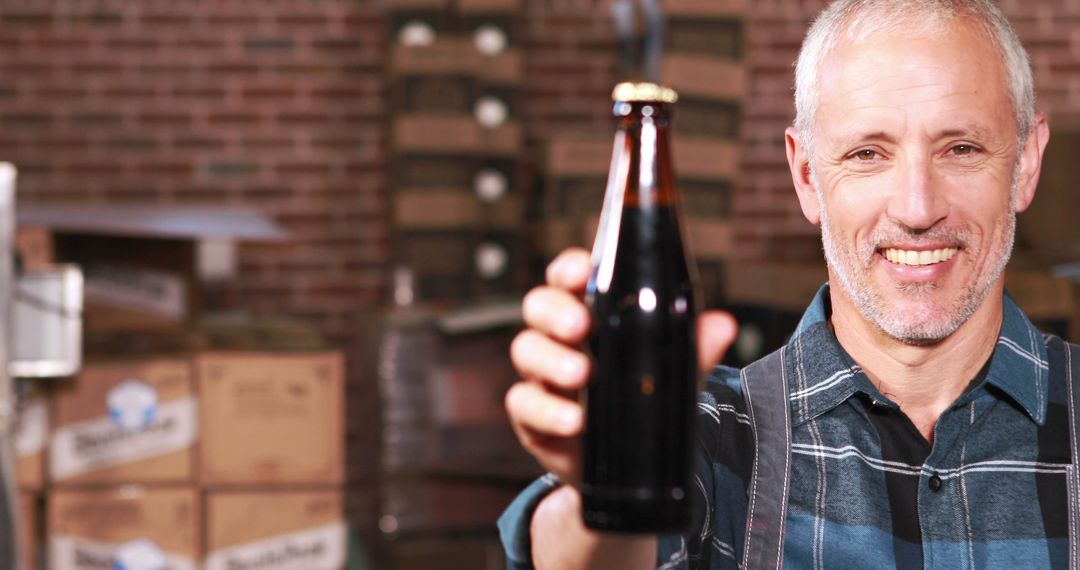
top-left (928, 474), bottom-right (943, 491)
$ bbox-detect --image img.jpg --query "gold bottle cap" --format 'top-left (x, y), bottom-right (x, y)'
top-left (611, 82), bottom-right (678, 103)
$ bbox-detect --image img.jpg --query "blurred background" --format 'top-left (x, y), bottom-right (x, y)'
top-left (0, 0), bottom-right (1077, 568)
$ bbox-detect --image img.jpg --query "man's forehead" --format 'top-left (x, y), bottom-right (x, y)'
top-left (819, 10), bottom-right (1001, 73)
top-left (809, 15), bottom-right (1017, 147)
top-left (828, 123), bottom-right (998, 147)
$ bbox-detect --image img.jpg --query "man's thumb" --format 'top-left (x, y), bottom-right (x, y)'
top-left (697, 311), bottom-right (738, 373)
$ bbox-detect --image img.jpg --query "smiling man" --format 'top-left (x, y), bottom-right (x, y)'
top-left (499, 1), bottom-right (1079, 569)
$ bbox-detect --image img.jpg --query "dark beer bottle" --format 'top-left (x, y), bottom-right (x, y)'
top-left (582, 82), bottom-right (700, 533)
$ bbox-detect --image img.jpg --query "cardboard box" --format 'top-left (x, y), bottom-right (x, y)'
top-left (49, 359), bottom-right (196, 485)
top-left (15, 395), bottom-right (48, 491)
top-left (391, 39), bottom-right (522, 84)
top-left (205, 490), bottom-right (346, 570)
top-left (395, 75), bottom-right (476, 114)
top-left (393, 115), bottom-right (523, 156)
top-left (52, 234), bottom-right (198, 334)
top-left (198, 352), bottom-right (344, 486)
top-left (48, 486), bottom-right (199, 570)
top-left (81, 264), bottom-right (188, 331)
top-left (18, 492), bottom-right (39, 570)
top-left (394, 190), bottom-right (522, 230)
top-left (15, 226), bottom-right (54, 271)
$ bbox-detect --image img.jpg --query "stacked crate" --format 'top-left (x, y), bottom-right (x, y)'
top-left (377, 307), bottom-right (537, 568)
top-left (538, 0), bottom-right (746, 306)
top-left (387, 0), bottom-right (526, 303)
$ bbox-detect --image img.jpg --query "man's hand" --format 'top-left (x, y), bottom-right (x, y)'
top-left (504, 247), bottom-right (738, 570)
top-left (506, 248), bottom-right (593, 485)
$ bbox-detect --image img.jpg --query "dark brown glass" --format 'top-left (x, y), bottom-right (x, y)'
top-left (582, 94), bottom-right (700, 533)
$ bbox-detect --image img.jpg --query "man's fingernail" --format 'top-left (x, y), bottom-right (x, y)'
top-left (561, 312), bottom-right (585, 336)
top-left (561, 258), bottom-right (587, 282)
top-left (560, 356), bottom-right (586, 379)
top-left (558, 407), bottom-right (580, 430)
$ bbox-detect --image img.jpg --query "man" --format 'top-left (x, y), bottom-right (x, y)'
top-left (500, 0), bottom-right (1075, 568)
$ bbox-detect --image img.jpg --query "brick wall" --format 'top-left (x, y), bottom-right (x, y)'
top-left (0, 0), bottom-right (390, 547)
top-left (0, 1), bottom-right (387, 345)
top-left (2, 0), bottom-right (1079, 555)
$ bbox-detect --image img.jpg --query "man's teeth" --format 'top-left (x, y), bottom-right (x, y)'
top-left (883, 247), bottom-right (957, 267)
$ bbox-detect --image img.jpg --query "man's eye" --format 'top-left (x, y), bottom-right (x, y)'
top-left (852, 149), bottom-right (878, 160)
top-left (950, 144), bottom-right (978, 156)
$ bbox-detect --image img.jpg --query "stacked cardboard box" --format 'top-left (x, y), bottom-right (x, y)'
top-left (199, 352), bottom-right (346, 570)
top-left (15, 210), bottom-right (352, 568)
top-left (49, 487), bottom-right (200, 570)
top-left (32, 351), bottom-right (345, 569)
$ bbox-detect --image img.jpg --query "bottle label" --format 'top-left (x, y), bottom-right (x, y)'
top-left (49, 535), bottom-right (196, 570)
top-left (204, 522), bottom-right (347, 570)
top-left (50, 396), bottom-right (197, 480)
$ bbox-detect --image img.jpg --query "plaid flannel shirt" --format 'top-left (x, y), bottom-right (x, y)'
top-left (500, 285), bottom-right (1073, 569)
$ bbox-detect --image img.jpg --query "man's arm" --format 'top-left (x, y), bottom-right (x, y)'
top-left (504, 248), bottom-right (737, 569)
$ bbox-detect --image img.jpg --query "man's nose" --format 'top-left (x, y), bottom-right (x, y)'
top-left (886, 157), bottom-right (948, 231)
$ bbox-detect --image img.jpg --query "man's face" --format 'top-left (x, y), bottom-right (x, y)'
top-left (803, 19), bottom-right (1030, 344)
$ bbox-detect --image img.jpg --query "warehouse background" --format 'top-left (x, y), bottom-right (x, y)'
top-left (0, 0), bottom-right (1078, 567)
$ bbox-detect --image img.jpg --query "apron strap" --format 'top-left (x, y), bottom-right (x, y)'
top-left (1059, 337), bottom-right (1080, 570)
top-left (740, 347), bottom-right (792, 570)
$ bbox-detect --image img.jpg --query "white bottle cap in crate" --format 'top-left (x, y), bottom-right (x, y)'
top-left (474, 168), bottom-right (508, 202)
top-left (473, 24), bottom-right (508, 55)
top-left (474, 96), bottom-right (508, 128)
top-left (475, 242), bottom-right (509, 280)
top-left (398, 21), bottom-right (436, 47)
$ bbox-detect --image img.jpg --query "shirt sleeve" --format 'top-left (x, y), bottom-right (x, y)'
top-left (658, 366), bottom-right (750, 570)
top-left (498, 473), bottom-right (562, 569)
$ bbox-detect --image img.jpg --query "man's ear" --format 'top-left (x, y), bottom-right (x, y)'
top-left (786, 126), bottom-right (821, 225)
top-left (1012, 112), bottom-right (1050, 213)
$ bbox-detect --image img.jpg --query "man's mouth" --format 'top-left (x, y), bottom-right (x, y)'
top-left (882, 247), bottom-right (958, 267)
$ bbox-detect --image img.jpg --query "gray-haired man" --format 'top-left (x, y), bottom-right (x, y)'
top-left (500, 1), bottom-right (1078, 568)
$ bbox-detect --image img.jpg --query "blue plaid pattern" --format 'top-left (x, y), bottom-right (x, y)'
top-left (500, 286), bottom-right (1074, 569)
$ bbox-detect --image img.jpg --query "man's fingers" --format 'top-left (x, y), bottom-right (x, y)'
top-left (505, 380), bottom-right (584, 483)
top-left (522, 287), bottom-right (591, 343)
top-left (516, 432), bottom-right (582, 485)
top-left (505, 380), bottom-right (584, 438)
top-left (698, 310), bottom-right (738, 373)
top-left (510, 330), bottom-right (591, 391)
top-left (545, 248), bottom-right (591, 292)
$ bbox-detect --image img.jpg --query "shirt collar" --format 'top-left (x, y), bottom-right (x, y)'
top-left (784, 284), bottom-right (1049, 427)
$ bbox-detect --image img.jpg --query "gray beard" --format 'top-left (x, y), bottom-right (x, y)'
top-left (817, 191), bottom-right (1015, 346)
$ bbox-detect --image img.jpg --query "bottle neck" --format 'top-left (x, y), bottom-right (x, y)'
top-left (615, 101), bottom-right (677, 209)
